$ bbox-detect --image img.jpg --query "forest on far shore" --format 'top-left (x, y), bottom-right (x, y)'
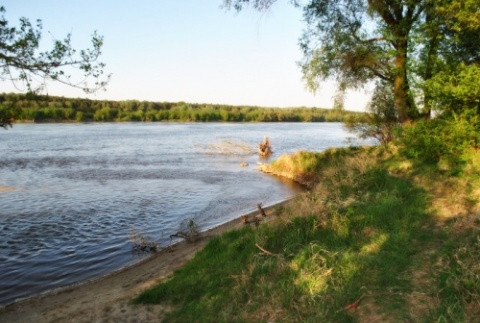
top-left (0, 93), bottom-right (361, 123)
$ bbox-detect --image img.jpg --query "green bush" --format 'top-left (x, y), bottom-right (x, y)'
top-left (398, 112), bottom-right (479, 164)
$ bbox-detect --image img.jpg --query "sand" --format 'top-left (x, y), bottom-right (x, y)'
top-left (0, 206), bottom-right (279, 323)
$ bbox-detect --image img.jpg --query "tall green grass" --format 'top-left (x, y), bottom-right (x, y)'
top-left (133, 146), bottom-right (480, 322)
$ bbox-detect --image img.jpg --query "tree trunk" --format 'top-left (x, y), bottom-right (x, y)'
top-left (393, 40), bottom-right (416, 123)
top-left (423, 3), bottom-right (440, 120)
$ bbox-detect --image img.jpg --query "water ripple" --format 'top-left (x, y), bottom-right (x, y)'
top-left (0, 122), bottom-right (354, 305)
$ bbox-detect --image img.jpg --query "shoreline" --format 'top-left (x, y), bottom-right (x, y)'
top-left (0, 199), bottom-right (293, 322)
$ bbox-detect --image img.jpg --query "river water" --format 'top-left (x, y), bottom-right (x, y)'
top-left (0, 122), bottom-right (355, 305)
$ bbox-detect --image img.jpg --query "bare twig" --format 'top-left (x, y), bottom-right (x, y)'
top-left (255, 243), bottom-right (276, 256)
top-left (257, 203), bottom-right (267, 217)
top-left (345, 294), bottom-right (366, 311)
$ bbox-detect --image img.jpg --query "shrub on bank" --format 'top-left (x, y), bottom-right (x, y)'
top-left (397, 112), bottom-right (480, 165)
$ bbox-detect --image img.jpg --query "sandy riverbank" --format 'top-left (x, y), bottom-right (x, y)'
top-left (0, 203), bottom-right (285, 322)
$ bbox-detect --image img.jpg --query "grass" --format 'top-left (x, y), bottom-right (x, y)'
top-left (133, 145), bottom-right (480, 322)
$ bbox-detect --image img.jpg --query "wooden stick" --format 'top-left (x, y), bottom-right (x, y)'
top-left (255, 243), bottom-right (276, 256)
top-left (257, 203), bottom-right (267, 217)
top-left (345, 294), bottom-right (366, 311)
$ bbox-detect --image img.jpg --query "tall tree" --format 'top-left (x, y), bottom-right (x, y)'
top-left (223, 0), bottom-right (432, 123)
top-left (224, 0), bottom-right (480, 123)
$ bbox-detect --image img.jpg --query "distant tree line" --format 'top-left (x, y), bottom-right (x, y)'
top-left (0, 93), bottom-right (361, 124)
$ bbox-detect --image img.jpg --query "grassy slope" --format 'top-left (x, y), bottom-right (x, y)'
top-left (134, 146), bottom-right (480, 322)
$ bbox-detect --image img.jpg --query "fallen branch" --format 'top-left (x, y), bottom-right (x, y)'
top-left (345, 294), bottom-right (366, 311)
top-left (128, 227), bottom-right (159, 252)
top-left (169, 219), bottom-right (200, 243)
top-left (257, 203), bottom-right (267, 217)
top-left (241, 215), bottom-right (260, 225)
top-left (344, 291), bottom-right (435, 313)
top-left (255, 243), bottom-right (276, 256)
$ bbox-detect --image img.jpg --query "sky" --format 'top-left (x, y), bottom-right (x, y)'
top-left (2, 1), bottom-right (370, 111)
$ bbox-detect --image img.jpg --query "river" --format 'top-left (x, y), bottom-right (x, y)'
top-left (0, 122), bottom-right (357, 305)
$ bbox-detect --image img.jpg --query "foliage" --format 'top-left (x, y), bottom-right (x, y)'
top-left (224, 0), bottom-right (480, 127)
top-left (0, 92), bottom-right (362, 124)
top-left (397, 112), bottom-right (480, 165)
top-left (0, 6), bottom-right (109, 95)
top-left (0, 102), bottom-right (13, 128)
top-left (344, 80), bottom-right (398, 144)
top-left (417, 0), bottom-right (480, 118)
top-left (426, 63), bottom-right (480, 114)
top-left (226, 0), bottom-right (426, 122)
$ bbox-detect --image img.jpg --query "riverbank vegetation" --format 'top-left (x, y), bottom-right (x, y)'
top-left (3, 1), bottom-right (479, 320)
top-left (134, 134), bottom-right (480, 321)
top-left (0, 92), bottom-right (358, 124)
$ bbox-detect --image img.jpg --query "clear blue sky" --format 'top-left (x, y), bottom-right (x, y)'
top-left (2, 1), bottom-right (369, 111)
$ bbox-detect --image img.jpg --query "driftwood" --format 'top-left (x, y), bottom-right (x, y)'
top-left (128, 228), bottom-right (158, 252)
top-left (241, 203), bottom-right (269, 226)
top-left (345, 294), bottom-right (366, 311)
top-left (258, 136), bottom-right (272, 157)
top-left (241, 215), bottom-right (260, 225)
top-left (169, 219), bottom-right (200, 243)
top-left (169, 230), bottom-right (199, 243)
top-left (255, 243), bottom-right (276, 256)
top-left (257, 203), bottom-right (267, 217)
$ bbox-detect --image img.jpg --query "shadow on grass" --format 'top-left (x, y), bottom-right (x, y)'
top-left (133, 165), bottom-right (435, 322)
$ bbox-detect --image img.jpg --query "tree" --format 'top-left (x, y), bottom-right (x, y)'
top-left (0, 102), bottom-right (13, 128)
top-left (422, 0), bottom-right (480, 116)
top-left (0, 6), bottom-right (109, 128)
top-left (223, 0), bottom-right (479, 124)
top-left (345, 80), bottom-right (398, 144)
top-left (224, 0), bottom-right (425, 122)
